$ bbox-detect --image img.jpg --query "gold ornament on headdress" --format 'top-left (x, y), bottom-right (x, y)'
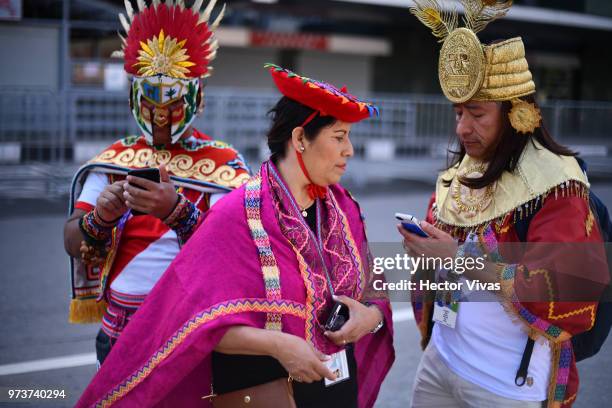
top-left (134, 29), bottom-right (194, 78)
top-left (438, 27), bottom-right (485, 102)
top-left (410, 0), bottom-right (540, 133)
top-left (509, 98), bottom-right (542, 134)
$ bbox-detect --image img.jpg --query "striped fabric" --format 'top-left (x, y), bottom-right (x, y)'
top-left (244, 174), bottom-right (283, 331)
top-left (108, 289), bottom-right (147, 310)
top-left (101, 289), bottom-right (147, 339)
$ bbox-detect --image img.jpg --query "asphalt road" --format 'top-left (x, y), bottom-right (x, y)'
top-left (1, 183), bottom-right (611, 407)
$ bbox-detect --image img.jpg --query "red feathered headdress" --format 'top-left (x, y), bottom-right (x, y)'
top-left (112, 0), bottom-right (224, 79)
top-left (265, 63), bottom-right (379, 124)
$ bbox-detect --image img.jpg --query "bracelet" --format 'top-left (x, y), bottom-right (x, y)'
top-left (163, 193), bottom-right (201, 245)
top-left (163, 194), bottom-right (188, 225)
top-left (80, 208), bottom-right (118, 243)
top-left (94, 207), bottom-right (121, 227)
top-left (370, 318), bottom-right (384, 334)
top-left (364, 302), bottom-right (385, 334)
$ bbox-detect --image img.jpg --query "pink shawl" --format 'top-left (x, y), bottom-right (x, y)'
top-left (76, 162), bottom-right (394, 408)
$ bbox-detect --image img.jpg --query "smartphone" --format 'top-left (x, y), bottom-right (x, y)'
top-left (324, 301), bottom-right (350, 332)
top-left (127, 168), bottom-right (160, 216)
top-left (395, 212), bottom-right (429, 238)
top-left (127, 168), bottom-right (160, 186)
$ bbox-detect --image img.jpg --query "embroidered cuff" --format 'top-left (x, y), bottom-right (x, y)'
top-left (79, 208), bottom-right (118, 244)
top-left (163, 193), bottom-right (201, 245)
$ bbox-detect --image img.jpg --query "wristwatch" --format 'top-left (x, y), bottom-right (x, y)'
top-left (370, 318), bottom-right (384, 334)
top-left (365, 302), bottom-right (384, 334)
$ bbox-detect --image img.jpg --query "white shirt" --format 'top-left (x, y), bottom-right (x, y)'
top-left (432, 300), bottom-right (552, 401)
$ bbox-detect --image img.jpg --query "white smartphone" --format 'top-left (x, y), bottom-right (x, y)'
top-left (395, 213), bottom-right (429, 238)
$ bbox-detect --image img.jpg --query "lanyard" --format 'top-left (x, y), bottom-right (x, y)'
top-left (268, 164), bottom-right (336, 296)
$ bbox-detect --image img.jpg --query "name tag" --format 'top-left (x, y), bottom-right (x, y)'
top-left (324, 349), bottom-right (350, 387)
top-left (432, 301), bottom-right (459, 329)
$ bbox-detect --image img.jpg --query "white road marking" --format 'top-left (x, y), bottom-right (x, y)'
top-left (0, 353), bottom-right (96, 376)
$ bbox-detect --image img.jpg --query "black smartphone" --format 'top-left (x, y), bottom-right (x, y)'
top-left (126, 168), bottom-right (160, 216)
top-left (324, 301), bottom-right (350, 332)
top-left (127, 168), bottom-right (160, 186)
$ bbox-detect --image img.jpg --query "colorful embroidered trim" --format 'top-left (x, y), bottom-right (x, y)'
top-left (97, 213), bottom-right (130, 301)
top-left (245, 174), bottom-right (283, 331)
top-left (95, 298), bottom-right (306, 408)
top-left (163, 193), bottom-right (202, 246)
top-left (551, 340), bottom-right (573, 402)
top-left (498, 266), bottom-right (572, 403)
top-left (500, 263), bottom-right (518, 281)
top-left (434, 179), bottom-right (589, 241)
top-left (101, 301), bottom-right (138, 340)
top-left (286, 240), bottom-right (317, 344)
top-left (80, 209), bottom-right (118, 243)
top-left (328, 191), bottom-right (366, 297)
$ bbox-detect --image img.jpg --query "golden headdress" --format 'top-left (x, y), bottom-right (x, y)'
top-left (410, 0), bottom-right (541, 133)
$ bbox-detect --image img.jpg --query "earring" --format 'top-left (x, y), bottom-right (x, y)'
top-left (300, 146), bottom-right (305, 152)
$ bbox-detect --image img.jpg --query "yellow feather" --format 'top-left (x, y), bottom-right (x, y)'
top-left (410, 0), bottom-right (457, 42)
top-left (158, 29), bottom-right (165, 53)
top-left (423, 7), bottom-right (443, 24)
top-left (139, 41), bottom-right (154, 57)
top-left (137, 50), bottom-right (152, 60)
top-left (460, 0), bottom-right (513, 34)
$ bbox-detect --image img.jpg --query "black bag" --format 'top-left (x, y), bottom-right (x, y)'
top-left (513, 158), bottom-right (612, 385)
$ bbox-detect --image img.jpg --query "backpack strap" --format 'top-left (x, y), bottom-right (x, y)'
top-left (515, 337), bottom-right (535, 386)
top-left (513, 177), bottom-right (545, 385)
top-left (514, 207), bottom-right (536, 386)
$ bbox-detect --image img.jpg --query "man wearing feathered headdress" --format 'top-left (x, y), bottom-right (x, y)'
top-left (401, 1), bottom-right (609, 408)
top-left (63, 0), bottom-right (250, 366)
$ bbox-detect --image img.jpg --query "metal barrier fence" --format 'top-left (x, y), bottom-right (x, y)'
top-left (1, 87), bottom-right (611, 197)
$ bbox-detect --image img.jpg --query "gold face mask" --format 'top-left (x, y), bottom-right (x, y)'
top-left (410, 0), bottom-right (541, 133)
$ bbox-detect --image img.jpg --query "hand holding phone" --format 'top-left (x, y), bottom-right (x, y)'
top-left (126, 168), bottom-right (161, 216)
top-left (395, 212), bottom-right (429, 238)
top-left (324, 302), bottom-right (350, 332)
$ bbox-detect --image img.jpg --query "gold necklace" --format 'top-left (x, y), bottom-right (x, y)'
top-left (450, 163), bottom-right (495, 218)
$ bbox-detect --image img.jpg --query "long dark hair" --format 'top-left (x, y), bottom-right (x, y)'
top-left (266, 96), bottom-right (336, 163)
top-left (443, 94), bottom-right (576, 189)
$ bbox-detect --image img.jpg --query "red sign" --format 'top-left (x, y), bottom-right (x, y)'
top-left (250, 31), bottom-right (328, 51)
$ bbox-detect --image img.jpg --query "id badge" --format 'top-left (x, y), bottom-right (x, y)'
top-left (324, 349), bottom-right (350, 387)
top-left (432, 301), bottom-right (459, 329)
